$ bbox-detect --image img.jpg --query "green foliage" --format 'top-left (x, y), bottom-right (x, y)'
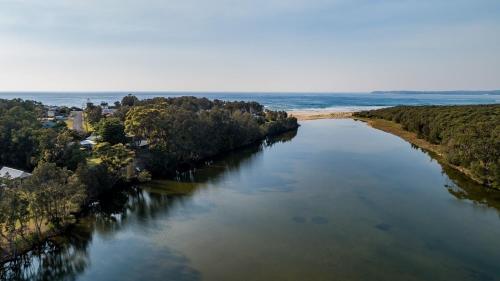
top-left (124, 97), bottom-right (298, 175)
top-left (37, 129), bottom-right (86, 170)
top-left (96, 117), bottom-right (127, 145)
top-left (0, 162), bottom-right (86, 255)
top-left (93, 142), bottom-right (135, 183)
top-left (121, 94), bottom-right (139, 107)
top-left (0, 187), bottom-right (29, 253)
top-left (0, 99), bottom-right (85, 171)
top-left (355, 105), bottom-right (500, 188)
top-left (75, 163), bottom-right (114, 201)
top-left (84, 103), bottom-right (102, 125)
top-left (0, 102), bottom-right (42, 169)
top-left (0, 96), bottom-right (297, 259)
top-left (22, 162), bottom-right (86, 227)
top-left (263, 110), bottom-right (299, 136)
top-left (137, 170), bottom-right (152, 183)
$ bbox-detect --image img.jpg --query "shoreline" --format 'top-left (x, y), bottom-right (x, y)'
top-left (288, 110), bottom-right (353, 120)
top-left (285, 110), bottom-right (491, 188)
top-left (354, 117), bottom-right (488, 188)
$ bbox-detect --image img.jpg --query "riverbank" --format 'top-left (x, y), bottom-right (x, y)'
top-left (1, 223), bottom-right (68, 263)
top-left (5, 119), bottom-right (500, 280)
top-left (286, 109), bottom-right (493, 188)
top-left (354, 117), bottom-right (486, 187)
top-left (287, 110), bottom-right (353, 120)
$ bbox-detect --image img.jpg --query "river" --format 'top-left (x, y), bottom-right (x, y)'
top-left (2, 119), bottom-right (500, 281)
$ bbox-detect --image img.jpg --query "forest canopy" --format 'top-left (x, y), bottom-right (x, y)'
top-left (124, 96), bottom-right (299, 174)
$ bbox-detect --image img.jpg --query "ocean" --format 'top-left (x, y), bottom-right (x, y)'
top-left (0, 91), bottom-right (498, 111)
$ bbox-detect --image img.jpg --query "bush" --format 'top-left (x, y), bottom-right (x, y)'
top-left (137, 170), bottom-right (152, 183)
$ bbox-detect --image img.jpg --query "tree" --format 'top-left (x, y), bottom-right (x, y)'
top-left (96, 118), bottom-right (127, 145)
top-left (93, 143), bottom-right (135, 182)
top-left (84, 104), bottom-right (102, 125)
top-left (37, 129), bottom-right (86, 170)
top-left (121, 94), bottom-right (139, 107)
top-left (0, 187), bottom-right (29, 255)
top-left (22, 162), bottom-right (86, 227)
top-left (0, 103), bottom-right (42, 170)
top-left (124, 98), bottom-right (297, 175)
top-left (75, 163), bottom-right (113, 201)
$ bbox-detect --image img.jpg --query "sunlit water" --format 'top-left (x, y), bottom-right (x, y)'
top-left (3, 119), bottom-right (500, 281)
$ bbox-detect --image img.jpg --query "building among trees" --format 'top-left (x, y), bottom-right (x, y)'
top-left (0, 166), bottom-right (32, 180)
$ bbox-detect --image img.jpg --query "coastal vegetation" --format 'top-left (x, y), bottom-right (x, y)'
top-left (124, 97), bottom-right (298, 174)
top-left (0, 99), bottom-right (83, 171)
top-left (0, 95), bottom-right (298, 261)
top-left (355, 105), bottom-right (500, 188)
top-left (0, 162), bottom-right (86, 259)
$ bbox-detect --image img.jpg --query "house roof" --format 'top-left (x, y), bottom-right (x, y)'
top-left (80, 140), bottom-right (96, 146)
top-left (86, 135), bottom-right (99, 141)
top-left (0, 167), bottom-right (32, 179)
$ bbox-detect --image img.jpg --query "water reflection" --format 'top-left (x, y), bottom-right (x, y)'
top-left (1, 132), bottom-right (297, 281)
top-left (443, 166), bottom-right (500, 213)
top-left (2, 121), bottom-right (500, 281)
top-left (1, 225), bottom-right (91, 281)
top-left (409, 144), bottom-right (500, 213)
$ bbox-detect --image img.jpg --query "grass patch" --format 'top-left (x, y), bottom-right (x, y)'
top-left (82, 113), bottom-right (94, 133)
top-left (84, 120), bottom-right (94, 132)
top-left (65, 118), bottom-right (73, 129)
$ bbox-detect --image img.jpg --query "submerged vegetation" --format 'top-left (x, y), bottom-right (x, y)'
top-left (355, 105), bottom-right (500, 188)
top-left (0, 96), bottom-right (298, 261)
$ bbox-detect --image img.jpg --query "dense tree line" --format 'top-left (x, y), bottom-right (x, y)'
top-left (124, 96), bottom-right (298, 174)
top-left (355, 105), bottom-right (500, 188)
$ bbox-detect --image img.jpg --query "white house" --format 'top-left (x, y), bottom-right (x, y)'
top-left (0, 167), bottom-right (32, 180)
top-left (80, 139), bottom-right (96, 149)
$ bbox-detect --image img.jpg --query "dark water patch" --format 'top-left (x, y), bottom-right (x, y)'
top-left (375, 223), bottom-right (392, 232)
top-left (462, 267), bottom-right (495, 281)
top-left (424, 238), bottom-right (446, 252)
top-left (310, 216), bottom-right (329, 225)
top-left (292, 216), bottom-right (307, 223)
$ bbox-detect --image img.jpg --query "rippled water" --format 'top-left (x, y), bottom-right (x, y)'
top-left (3, 119), bottom-right (500, 281)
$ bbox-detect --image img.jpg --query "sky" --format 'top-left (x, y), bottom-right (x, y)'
top-left (0, 0), bottom-right (499, 92)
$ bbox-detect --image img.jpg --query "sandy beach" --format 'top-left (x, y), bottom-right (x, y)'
top-left (288, 110), bottom-right (354, 121)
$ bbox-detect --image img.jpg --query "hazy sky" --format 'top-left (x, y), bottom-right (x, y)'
top-left (1, 0), bottom-right (499, 92)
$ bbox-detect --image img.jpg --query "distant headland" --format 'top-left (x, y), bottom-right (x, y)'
top-left (371, 90), bottom-right (500, 95)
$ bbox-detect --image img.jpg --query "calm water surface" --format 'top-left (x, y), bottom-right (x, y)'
top-left (3, 119), bottom-right (500, 281)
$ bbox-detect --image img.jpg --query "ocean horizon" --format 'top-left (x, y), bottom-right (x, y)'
top-left (1, 91), bottom-right (499, 111)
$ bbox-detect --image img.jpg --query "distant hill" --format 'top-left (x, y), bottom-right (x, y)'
top-left (371, 90), bottom-right (500, 95)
